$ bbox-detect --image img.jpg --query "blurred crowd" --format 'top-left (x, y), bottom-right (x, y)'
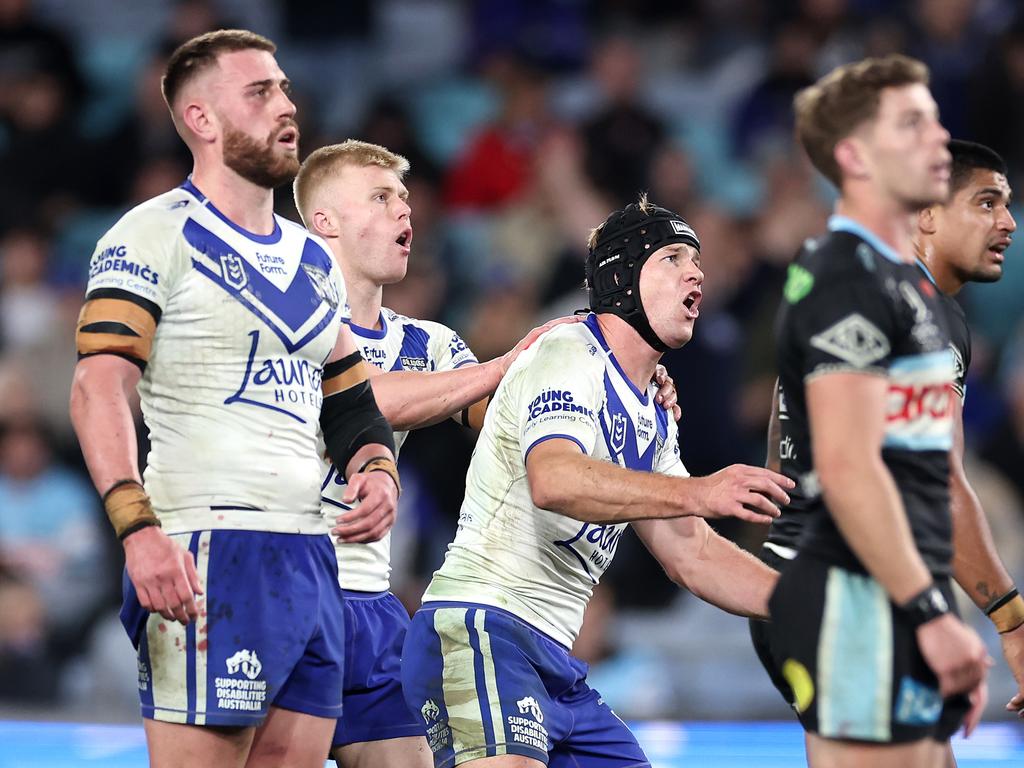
top-left (3, 0), bottom-right (1024, 719)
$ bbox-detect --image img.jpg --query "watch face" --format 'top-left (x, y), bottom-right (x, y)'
top-left (930, 589), bottom-right (949, 613)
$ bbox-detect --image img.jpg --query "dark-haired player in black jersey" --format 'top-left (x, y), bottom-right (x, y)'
top-left (914, 140), bottom-right (1023, 716)
top-left (760, 55), bottom-right (990, 768)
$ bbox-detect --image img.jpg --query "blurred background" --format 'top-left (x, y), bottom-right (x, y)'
top-left (2, 0), bottom-right (1024, 726)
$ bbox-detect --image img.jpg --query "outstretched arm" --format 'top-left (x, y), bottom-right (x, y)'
top-left (634, 516), bottom-right (777, 618)
top-left (525, 438), bottom-right (791, 526)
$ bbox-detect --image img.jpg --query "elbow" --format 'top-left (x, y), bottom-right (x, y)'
top-left (660, 518), bottom-right (709, 588)
top-left (528, 472), bottom-right (561, 512)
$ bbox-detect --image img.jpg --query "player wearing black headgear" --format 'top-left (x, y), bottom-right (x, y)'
top-left (586, 194), bottom-right (701, 352)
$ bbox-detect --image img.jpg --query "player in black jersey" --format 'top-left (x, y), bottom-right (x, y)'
top-left (761, 55), bottom-right (990, 767)
top-left (914, 140), bottom-right (1023, 716)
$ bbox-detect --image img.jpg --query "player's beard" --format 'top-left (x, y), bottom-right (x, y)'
top-left (222, 122), bottom-right (299, 189)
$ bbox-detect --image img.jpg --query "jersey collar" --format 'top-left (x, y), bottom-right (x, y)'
top-left (827, 215), bottom-right (903, 265)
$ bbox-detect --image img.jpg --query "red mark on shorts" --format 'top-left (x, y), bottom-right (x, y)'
top-left (199, 623), bottom-right (208, 634)
top-left (157, 623), bottom-right (167, 633)
top-left (197, 639), bottom-right (208, 651)
top-left (217, 515), bottom-right (225, 521)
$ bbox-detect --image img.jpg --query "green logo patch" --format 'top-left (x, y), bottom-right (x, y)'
top-left (784, 264), bottom-right (815, 303)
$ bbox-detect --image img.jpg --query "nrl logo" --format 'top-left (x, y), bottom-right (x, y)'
top-left (302, 264), bottom-right (340, 310)
top-left (225, 649), bottom-right (262, 680)
top-left (421, 698), bottom-right (441, 723)
top-left (610, 412), bottom-right (627, 454)
top-left (220, 252), bottom-right (248, 290)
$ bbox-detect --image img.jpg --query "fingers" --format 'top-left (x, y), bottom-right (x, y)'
top-left (185, 551), bottom-right (204, 596)
top-left (728, 504), bottom-right (779, 525)
top-left (672, 404), bottom-right (682, 422)
top-left (744, 477), bottom-right (792, 507)
top-left (739, 492), bottom-right (783, 519)
top-left (333, 474), bottom-right (397, 543)
top-left (963, 681), bottom-right (987, 738)
top-left (1007, 690), bottom-right (1024, 716)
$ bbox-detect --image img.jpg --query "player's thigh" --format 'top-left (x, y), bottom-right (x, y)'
top-left (144, 718), bottom-right (253, 768)
top-left (246, 706), bottom-right (336, 768)
top-left (807, 732), bottom-right (947, 768)
top-left (333, 735), bottom-right (432, 768)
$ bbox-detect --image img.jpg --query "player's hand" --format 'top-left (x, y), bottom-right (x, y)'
top-left (1000, 622), bottom-right (1024, 716)
top-left (123, 526), bottom-right (203, 625)
top-left (917, 613), bottom-right (991, 698)
top-left (693, 465), bottom-right (794, 523)
top-left (962, 679), bottom-right (988, 738)
top-left (653, 365), bottom-right (681, 422)
top-left (497, 316), bottom-right (583, 375)
top-left (332, 470), bottom-right (399, 543)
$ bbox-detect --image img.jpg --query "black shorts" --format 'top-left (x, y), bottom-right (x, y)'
top-left (765, 555), bottom-right (969, 743)
top-left (749, 547), bottom-right (796, 709)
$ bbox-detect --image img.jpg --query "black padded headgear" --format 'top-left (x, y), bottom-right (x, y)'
top-left (585, 201), bottom-right (700, 352)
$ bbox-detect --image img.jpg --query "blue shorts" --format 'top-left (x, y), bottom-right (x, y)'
top-left (120, 530), bottom-right (346, 727)
top-left (331, 590), bottom-right (423, 748)
top-left (402, 602), bottom-right (649, 768)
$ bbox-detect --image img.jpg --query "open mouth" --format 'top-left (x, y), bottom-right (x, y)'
top-left (276, 127), bottom-right (299, 148)
top-left (683, 289), bottom-right (702, 318)
top-left (395, 228), bottom-right (412, 250)
top-left (989, 239), bottom-right (1011, 260)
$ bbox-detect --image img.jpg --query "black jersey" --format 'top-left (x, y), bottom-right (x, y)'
top-left (771, 216), bottom-right (956, 576)
top-left (916, 261), bottom-right (972, 400)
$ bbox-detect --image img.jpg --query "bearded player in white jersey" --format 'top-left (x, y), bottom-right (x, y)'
top-left (69, 31), bottom-right (403, 768)
top-left (293, 140), bottom-right (681, 767)
top-left (400, 195), bottom-right (796, 768)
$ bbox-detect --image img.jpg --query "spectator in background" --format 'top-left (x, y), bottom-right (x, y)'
top-left (0, 413), bottom-right (108, 685)
top-left (0, 227), bottom-right (62, 352)
top-left (0, 566), bottom-right (55, 702)
top-left (582, 34), bottom-right (667, 202)
top-left (443, 51), bottom-right (554, 209)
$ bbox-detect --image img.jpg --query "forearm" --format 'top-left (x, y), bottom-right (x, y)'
top-left (819, 454), bottom-right (932, 604)
top-left (344, 442), bottom-right (396, 481)
top-left (69, 359), bottom-right (142, 495)
top-left (370, 361), bottom-right (502, 430)
top-left (951, 469), bottom-right (1015, 610)
top-left (529, 449), bottom-right (704, 523)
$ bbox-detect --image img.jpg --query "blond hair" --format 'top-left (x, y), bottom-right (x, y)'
top-left (293, 140), bottom-right (411, 227)
top-left (794, 54), bottom-right (929, 188)
top-left (587, 192), bottom-right (653, 250)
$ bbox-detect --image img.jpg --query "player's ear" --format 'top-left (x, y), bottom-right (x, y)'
top-left (917, 206), bottom-right (938, 235)
top-left (312, 208), bottom-right (339, 238)
top-left (183, 99), bottom-right (216, 144)
top-left (834, 137), bottom-right (868, 181)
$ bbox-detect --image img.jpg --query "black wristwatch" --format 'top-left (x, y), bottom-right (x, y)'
top-left (899, 585), bottom-right (950, 628)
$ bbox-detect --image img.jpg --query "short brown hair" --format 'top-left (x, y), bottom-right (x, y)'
top-left (794, 54), bottom-right (930, 187)
top-left (293, 140), bottom-right (410, 227)
top-left (161, 29), bottom-right (276, 111)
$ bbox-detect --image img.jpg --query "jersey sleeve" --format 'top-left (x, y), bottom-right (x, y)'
top-left (328, 250), bottom-right (351, 323)
top-left (426, 321), bottom-right (479, 371)
top-left (78, 206), bottom-right (186, 369)
top-left (516, 333), bottom-right (603, 461)
top-left (788, 271), bottom-right (898, 382)
top-left (654, 419), bottom-right (689, 478)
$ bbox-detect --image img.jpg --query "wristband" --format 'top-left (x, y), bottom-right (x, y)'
top-left (986, 588), bottom-right (1024, 634)
top-left (358, 456), bottom-right (401, 497)
top-left (898, 584), bottom-right (949, 629)
top-left (103, 479), bottom-right (161, 540)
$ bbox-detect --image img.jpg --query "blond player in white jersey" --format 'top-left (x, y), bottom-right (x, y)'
top-left (400, 195), bottom-right (796, 768)
top-left (69, 31), bottom-right (403, 768)
top-left (293, 141), bottom-right (682, 767)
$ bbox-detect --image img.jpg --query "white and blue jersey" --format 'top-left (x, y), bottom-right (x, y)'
top-left (321, 308), bottom-right (477, 592)
top-left (86, 178), bottom-right (348, 534)
top-left (422, 313), bottom-right (687, 649)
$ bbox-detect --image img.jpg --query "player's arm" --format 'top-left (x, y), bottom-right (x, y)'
top-left (321, 322), bottom-right (399, 543)
top-left (633, 516), bottom-right (777, 619)
top-left (70, 287), bottom-right (202, 626)
top-left (807, 372), bottom-right (989, 698)
top-left (369, 317), bottom-right (583, 431)
top-left (525, 438), bottom-right (791, 525)
top-left (948, 398), bottom-right (1024, 714)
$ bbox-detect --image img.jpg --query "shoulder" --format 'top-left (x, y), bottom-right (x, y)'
top-left (102, 189), bottom-right (195, 240)
top-left (515, 321), bottom-right (604, 375)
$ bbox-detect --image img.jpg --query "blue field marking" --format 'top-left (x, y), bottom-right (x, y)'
top-left (0, 720), bottom-right (1021, 766)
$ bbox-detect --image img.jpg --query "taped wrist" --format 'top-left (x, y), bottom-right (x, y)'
top-left (320, 352), bottom-right (396, 471)
top-left (986, 588), bottom-right (1024, 634)
top-left (359, 456), bottom-right (401, 496)
top-left (460, 395), bottom-right (491, 430)
top-left (103, 479), bottom-right (161, 540)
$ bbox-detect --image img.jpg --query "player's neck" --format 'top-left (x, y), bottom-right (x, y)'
top-left (190, 164), bottom-right (277, 236)
top-left (595, 314), bottom-right (660, 392)
top-left (835, 192), bottom-right (917, 264)
top-left (342, 266), bottom-right (384, 330)
top-left (914, 241), bottom-right (963, 296)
